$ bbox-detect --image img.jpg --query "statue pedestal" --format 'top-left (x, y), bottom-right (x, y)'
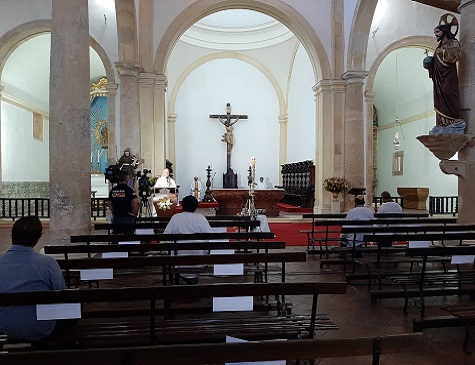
top-left (331, 201), bottom-right (341, 214)
top-left (223, 168), bottom-right (238, 188)
top-left (397, 187), bottom-right (429, 210)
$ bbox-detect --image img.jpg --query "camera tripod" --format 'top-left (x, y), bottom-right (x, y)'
top-left (138, 194), bottom-right (153, 217)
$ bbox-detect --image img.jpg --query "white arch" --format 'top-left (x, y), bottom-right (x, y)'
top-left (154, 0), bottom-right (330, 81)
top-left (168, 52), bottom-right (286, 115)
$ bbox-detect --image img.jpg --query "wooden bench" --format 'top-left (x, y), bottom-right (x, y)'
top-left (55, 251), bottom-right (306, 288)
top-left (341, 225), bottom-right (475, 285)
top-left (0, 333), bottom-right (424, 365)
top-left (370, 244), bottom-right (475, 318)
top-left (70, 231), bottom-right (275, 244)
top-left (94, 220), bottom-right (261, 234)
top-left (306, 217), bottom-right (457, 257)
top-left (45, 240), bottom-right (287, 286)
top-left (0, 281), bottom-right (347, 351)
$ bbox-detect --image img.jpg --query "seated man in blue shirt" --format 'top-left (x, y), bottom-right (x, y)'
top-left (0, 216), bottom-right (67, 341)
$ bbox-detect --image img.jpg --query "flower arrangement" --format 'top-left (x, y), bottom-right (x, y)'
top-left (323, 177), bottom-right (348, 193)
top-left (157, 197), bottom-right (172, 211)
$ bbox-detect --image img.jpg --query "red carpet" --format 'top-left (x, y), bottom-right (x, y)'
top-left (267, 223), bottom-right (314, 246)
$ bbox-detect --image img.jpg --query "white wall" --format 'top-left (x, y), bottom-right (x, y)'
top-left (287, 43), bottom-right (316, 163)
top-left (173, 58), bottom-right (280, 189)
top-left (1, 102), bottom-right (49, 181)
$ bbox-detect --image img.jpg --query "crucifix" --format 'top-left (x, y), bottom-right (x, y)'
top-left (210, 103), bottom-right (248, 188)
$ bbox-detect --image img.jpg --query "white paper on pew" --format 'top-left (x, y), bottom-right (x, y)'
top-left (119, 240), bottom-right (140, 245)
top-left (136, 228), bottom-right (155, 235)
top-left (451, 255), bottom-right (475, 264)
top-left (213, 296), bottom-right (253, 312)
top-left (102, 252), bottom-right (128, 258)
top-left (214, 263), bottom-right (244, 276)
top-left (210, 249), bottom-right (244, 275)
top-left (408, 241), bottom-right (430, 248)
top-left (225, 336), bottom-right (286, 365)
top-left (80, 268), bottom-right (113, 280)
top-left (36, 303), bottom-right (81, 320)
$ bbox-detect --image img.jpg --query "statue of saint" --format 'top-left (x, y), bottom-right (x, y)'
top-left (424, 13), bottom-right (465, 135)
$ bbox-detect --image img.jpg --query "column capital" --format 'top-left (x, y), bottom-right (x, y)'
top-left (313, 79), bottom-right (346, 95)
top-left (342, 71), bottom-right (369, 84)
top-left (278, 114), bottom-right (288, 124)
top-left (105, 82), bottom-right (118, 95)
top-left (168, 113), bottom-right (177, 123)
top-left (154, 74), bottom-right (168, 91)
top-left (115, 62), bottom-right (142, 77)
top-left (139, 72), bottom-right (157, 87)
top-left (364, 91), bottom-right (376, 102)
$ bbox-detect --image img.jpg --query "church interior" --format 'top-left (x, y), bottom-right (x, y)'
top-left (1, 0), bottom-right (475, 363)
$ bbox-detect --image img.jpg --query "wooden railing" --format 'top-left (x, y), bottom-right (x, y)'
top-left (372, 196), bottom-right (404, 211)
top-left (0, 198), bottom-right (108, 220)
top-left (429, 196), bottom-right (458, 216)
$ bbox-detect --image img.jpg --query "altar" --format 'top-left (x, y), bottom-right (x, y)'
top-left (212, 189), bottom-right (285, 217)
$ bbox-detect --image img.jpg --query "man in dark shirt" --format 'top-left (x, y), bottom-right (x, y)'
top-left (108, 171), bottom-right (139, 234)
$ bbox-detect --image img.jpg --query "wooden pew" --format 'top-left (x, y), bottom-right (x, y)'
top-left (55, 251), bottom-right (306, 287)
top-left (0, 282), bottom-right (347, 351)
top-left (0, 333), bottom-right (424, 365)
top-left (94, 219), bottom-right (261, 234)
top-left (369, 243), bottom-right (475, 318)
top-left (306, 217), bottom-right (457, 257)
top-left (70, 231), bottom-right (275, 244)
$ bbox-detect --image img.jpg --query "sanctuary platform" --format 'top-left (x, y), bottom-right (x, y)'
top-left (212, 189), bottom-right (284, 217)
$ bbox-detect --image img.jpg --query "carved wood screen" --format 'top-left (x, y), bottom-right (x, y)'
top-left (279, 160), bottom-right (315, 208)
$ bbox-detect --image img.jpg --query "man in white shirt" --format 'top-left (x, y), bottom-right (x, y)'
top-left (377, 191), bottom-right (403, 214)
top-left (154, 168), bottom-right (176, 188)
top-left (190, 176), bottom-right (202, 201)
top-left (340, 195), bottom-right (374, 248)
top-left (164, 195), bottom-right (212, 284)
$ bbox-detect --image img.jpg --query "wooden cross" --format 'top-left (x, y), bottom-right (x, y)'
top-left (210, 103), bottom-right (248, 171)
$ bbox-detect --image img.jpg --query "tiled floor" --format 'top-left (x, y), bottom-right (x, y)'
top-left (0, 219), bottom-right (473, 364)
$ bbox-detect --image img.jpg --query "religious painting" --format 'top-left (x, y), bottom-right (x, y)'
top-left (90, 77), bottom-right (109, 174)
top-left (33, 113), bottom-right (43, 141)
top-left (392, 151), bottom-right (404, 176)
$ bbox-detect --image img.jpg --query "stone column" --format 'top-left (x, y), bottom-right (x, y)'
top-left (313, 80), bottom-right (346, 213)
top-left (105, 82), bottom-right (118, 165)
top-left (364, 91), bottom-right (376, 205)
top-left (456, 0), bottom-right (475, 224)
top-left (0, 85), bottom-right (3, 197)
top-left (168, 113), bottom-right (177, 172)
top-left (342, 71), bottom-right (368, 210)
top-left (49, 0), bottom-right (90, 244)
top-left (115, 62), bottom-right (142, 158)
top-left (153, 74), bottom-right (167, 173)
top-left (278, 114), bottom-right (288, 185)
top-left (139, 72), bottom-right (156, 170)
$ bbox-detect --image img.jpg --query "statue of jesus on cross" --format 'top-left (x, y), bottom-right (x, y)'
top-left (210, 103), bottom-right (248, 171)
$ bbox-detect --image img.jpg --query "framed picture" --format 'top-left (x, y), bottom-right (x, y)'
top-left (392, 151), bottom-right (404, 176)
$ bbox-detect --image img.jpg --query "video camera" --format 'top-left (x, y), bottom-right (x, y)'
top-left (137, 169), bottom-right (152, 198)
top-left (105, 165), bottom-right (121, 184)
